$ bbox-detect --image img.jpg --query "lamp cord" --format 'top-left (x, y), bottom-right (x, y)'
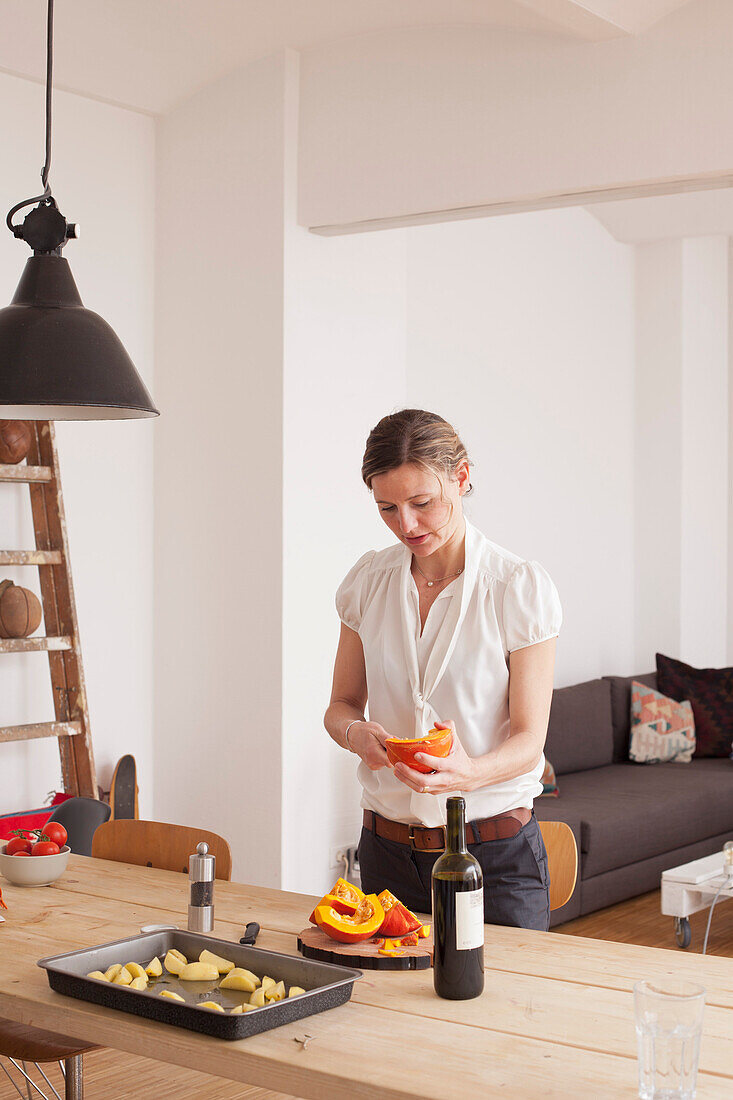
top-left (701, 881), bottom-right (726, 956)
top-left (6, 0), bottom-right (55, 234)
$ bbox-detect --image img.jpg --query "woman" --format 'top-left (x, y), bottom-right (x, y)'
top-left (324, 409), bottom-right (561, 930)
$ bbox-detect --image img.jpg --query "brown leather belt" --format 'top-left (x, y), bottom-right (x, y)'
top-left (363, 807), bottom-right (532, 852)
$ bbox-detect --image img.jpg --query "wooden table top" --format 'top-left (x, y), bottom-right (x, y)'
top-left (1, 855), bottom-right (732, 1100)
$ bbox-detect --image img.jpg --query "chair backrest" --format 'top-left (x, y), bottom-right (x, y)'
top-left (538, 820), bottom-right (578, 911)
top-left (47, 796), bottom-right (111, 857)
top-left (91, 819), bottom-right (232, 881)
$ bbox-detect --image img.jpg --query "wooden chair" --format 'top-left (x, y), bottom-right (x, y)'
top-left (92, 819), bottom-right (232, 880)
top-left (0, 1017), bottom-right (94, 1098)
top-left (538, 820), bottom-right (578, 911)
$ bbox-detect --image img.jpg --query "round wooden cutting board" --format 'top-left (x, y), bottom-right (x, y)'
top-left (297, 926), bottom-right (433, 970)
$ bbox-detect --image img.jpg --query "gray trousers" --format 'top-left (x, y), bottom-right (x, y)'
top-left (358, 811), bottom-right (550, 931)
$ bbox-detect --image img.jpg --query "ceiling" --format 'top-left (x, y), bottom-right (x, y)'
top-left (0, 0), bottom-right (701, 116)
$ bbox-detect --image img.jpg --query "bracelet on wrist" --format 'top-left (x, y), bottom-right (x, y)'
top-left (344, 718), bottom-right (364, 751)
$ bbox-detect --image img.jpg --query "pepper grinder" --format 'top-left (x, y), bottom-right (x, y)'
top-left (188, 841), bottom-right (215, 932)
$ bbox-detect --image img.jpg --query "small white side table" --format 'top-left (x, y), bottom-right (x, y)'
top-left (661, 850), bottom-right (733, 948)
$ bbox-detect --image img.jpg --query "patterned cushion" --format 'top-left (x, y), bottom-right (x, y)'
top-left (629, 681), bottom-right (695, 763)
top-left (539, 757), bottom-right (559, 796)
top-left (656, 653), bottom-right (733, 758)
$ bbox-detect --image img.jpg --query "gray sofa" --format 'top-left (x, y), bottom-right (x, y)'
top-left (534, 672), bottom-right (733, 926)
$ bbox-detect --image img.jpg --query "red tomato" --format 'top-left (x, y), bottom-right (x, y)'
top-left (31, 840), bottom-right (60, 857)
top-left (13, 851), bottom-right (31, 857)
top-left (42, 822), bottom-right (68, 849)
top-left (5, 836), bottom-right (33, 856)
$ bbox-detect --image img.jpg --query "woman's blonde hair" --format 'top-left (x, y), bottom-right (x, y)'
top-left (361, 409), bottom-right (472, 493)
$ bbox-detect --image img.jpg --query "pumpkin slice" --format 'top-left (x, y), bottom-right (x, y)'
top-left (315, 893), bottom-right (385, 944)
top-left (377, 889), bottom-right (423, 938)
top-left (308, 877), bottom-right (364, 925)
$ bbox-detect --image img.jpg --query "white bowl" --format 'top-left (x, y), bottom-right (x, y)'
top-left (0, 843), bottom-right (70, 886)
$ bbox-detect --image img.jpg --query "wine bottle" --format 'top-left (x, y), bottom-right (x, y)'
top-left (431, 796), bottom-right (484, 1000)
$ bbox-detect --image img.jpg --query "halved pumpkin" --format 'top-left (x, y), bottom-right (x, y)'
top-left (377, 889), bottom-right (423, 938)
top-left (308, 877), bottom-right (365, 926)
top-left (315, 893), bottom-right (385, 943)
top-left (385, 727), bottom-right (453, 774)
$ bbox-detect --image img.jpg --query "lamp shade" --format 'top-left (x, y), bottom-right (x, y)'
top-left (0, 254), bottom-right (158, 419)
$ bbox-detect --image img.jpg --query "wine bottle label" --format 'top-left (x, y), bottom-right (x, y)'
top-left (455, 888), bottom-right (484, 950)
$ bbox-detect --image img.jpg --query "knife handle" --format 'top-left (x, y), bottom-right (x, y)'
top-left (239, 921), bottom-right (260, 945)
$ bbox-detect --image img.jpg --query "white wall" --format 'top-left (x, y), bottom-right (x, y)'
top-left (729, 240), bottom-right (733, 666)
top-left (282, 217), bottom-right (408, 896)
top-left (634, 241), bottom-right (684, 669)
top-left (634, 237), bottom-right (729, 670)
top-left (0, 73), bottom-right (155, 814)
top-left (154, 55), bottom-right (287, 886)
top-left (298, 0), bottom-right (733, 229)
top-left (403, 208), bottom-right (636, 686)
top-left (679, 238), bottom-right (729, 667)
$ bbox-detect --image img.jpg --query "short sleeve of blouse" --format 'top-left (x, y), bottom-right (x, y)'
top-left (502, 560), bottom-right (562, 653)
top-left (335, 551), bottom-right (376, 632)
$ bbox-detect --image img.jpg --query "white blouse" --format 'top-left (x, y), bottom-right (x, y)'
top-left (335, 518), bottom-right (562, 827)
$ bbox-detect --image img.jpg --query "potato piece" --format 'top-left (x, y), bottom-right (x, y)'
top-left (288, 986), bottom-right (306, 998)
top-left (145, 956), bottom-right (163, 978)
top-left (249, 986), bottom-right (267, 1007)
top-left (104, 964), bottom-right (123, 981)
top-left (260, 976), bottom-right (276, 993)
top-left (124, 962), bottom-right (147, 981)
top-left (198, 1001), bottom-right (225, 1012)
top-left (86, 971), bottom-right (107, 981)
top-left (230, 1002), bottom-right (258, 1013)
top-left (178, 962), bottom-right (219, 982)
top-left (159, 989), bottom-right (185, 1002)
top-left (164, 949), bottom-right (188, 975)
top-left (265, 980), bottom-right (285, 1002)
top-left (199, 948), bottom-right (235, 975)
top-left (112, 968), bottom-right (133, 986)
top-left (219, 968), bottom-right (260, 992)
top-left (128, 976), bottom-right (148, 990)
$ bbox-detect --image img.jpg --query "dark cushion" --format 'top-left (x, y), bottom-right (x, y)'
top-left (603, 672), bottom-right (657, 761)
top-left (657, 653), bottom-right (733, 758)
top-left (539, 759), bottom-right (733, 877)
top-left (545, 679), bottom-right (614, 775)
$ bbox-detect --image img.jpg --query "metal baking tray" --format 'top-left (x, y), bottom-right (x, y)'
top-left (38, 929), bottom-right (361, 1040)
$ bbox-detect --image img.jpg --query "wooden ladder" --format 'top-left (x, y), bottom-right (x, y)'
top-left (0, 420), bottom-right (96, 796)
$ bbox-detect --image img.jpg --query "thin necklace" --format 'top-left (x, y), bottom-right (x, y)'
top-left (413, 558), bottom-right (463, 588)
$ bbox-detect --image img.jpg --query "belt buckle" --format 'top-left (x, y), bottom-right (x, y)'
top-left (408, 824), bottom-right (446, 852)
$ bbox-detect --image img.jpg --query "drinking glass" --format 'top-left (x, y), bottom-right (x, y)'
top-left (634, 980), bottom-right (705, 1100)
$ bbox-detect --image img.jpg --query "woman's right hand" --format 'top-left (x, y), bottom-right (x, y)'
top-left (348, 721), bottom-right (391, 771)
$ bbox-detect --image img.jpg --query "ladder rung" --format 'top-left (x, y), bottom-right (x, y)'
top-left (0, 550), bottom-right (62, 566)
top-left (0, 464), bottom-right (54, 483)
top-left (0, 636), bottom-right (73, 654)
top-left (0, 721), bottom-right (83, 744)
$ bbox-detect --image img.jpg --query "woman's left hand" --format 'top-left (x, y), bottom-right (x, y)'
top-left (391, 721), bottom-right (482, 795)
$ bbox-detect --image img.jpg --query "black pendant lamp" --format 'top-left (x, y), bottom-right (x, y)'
top-left (0, 0), bottom-right (158, 420)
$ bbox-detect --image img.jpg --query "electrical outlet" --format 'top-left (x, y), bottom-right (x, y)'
top-left (329, 845), bottom-right (349, 870)
top-left (329, 844), bottom-right (360, 873)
